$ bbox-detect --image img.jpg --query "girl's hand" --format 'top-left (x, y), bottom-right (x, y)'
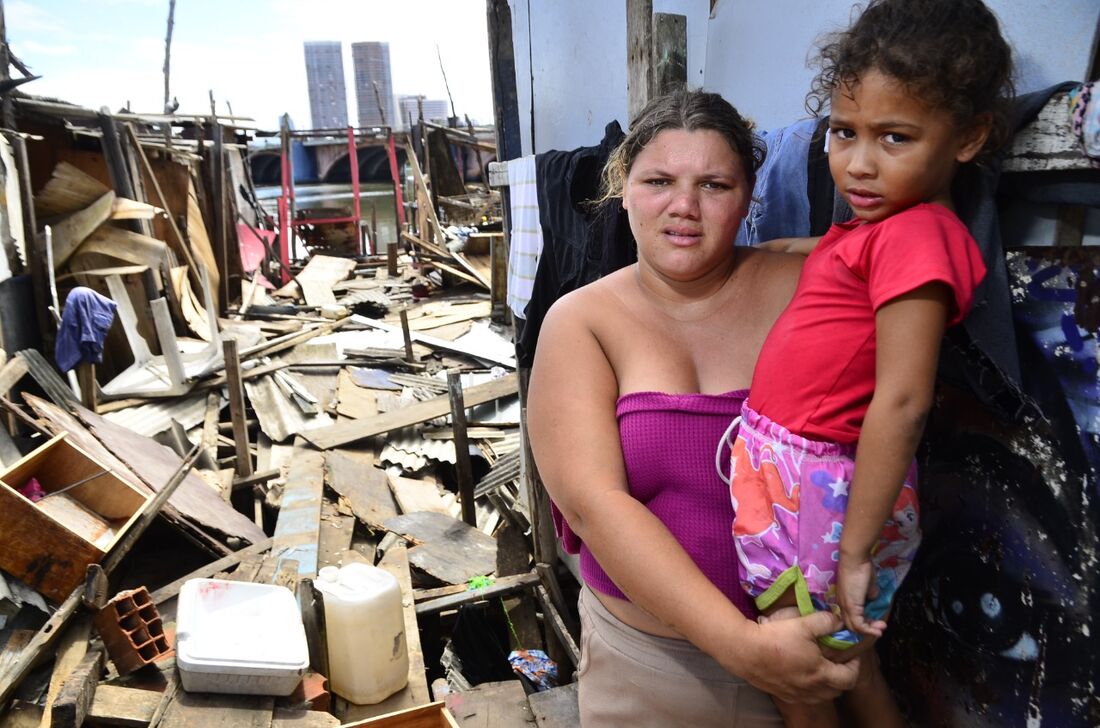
top-left (733, 611), bottom-right (861, 703)
top-left (836, 552), bottom-right (887, 638)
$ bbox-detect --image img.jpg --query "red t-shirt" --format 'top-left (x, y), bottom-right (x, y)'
top-left (749, 203), bottom-right (986, 444)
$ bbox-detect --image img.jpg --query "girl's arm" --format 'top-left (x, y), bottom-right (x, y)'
top-left (757, 236), bottom-right (822, 255)
top-left (837, 282), bottom-right (952, 636)
top-left (529, 293), bottom-right (860, 703)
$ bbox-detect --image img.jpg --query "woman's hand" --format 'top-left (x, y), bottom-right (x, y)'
top-left (732, 611), bottom-right (862, 704)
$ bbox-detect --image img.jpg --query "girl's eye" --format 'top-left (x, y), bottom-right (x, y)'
top-left (829, 127), bottom-right (855, 141)
top-left (883, 132), bottom-right (909, 145)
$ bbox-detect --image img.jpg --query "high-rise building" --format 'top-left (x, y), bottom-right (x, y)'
top-left (303, 41), bottom-right (348, 129)
top-left (397, 95), bottom-right (451, 129)
top-left (351, 42), bottom-right (395, 128)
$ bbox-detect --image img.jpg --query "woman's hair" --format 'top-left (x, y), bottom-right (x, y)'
top-left (598, 89), bottom-right (766, 204)
top-left (807, 0), bottom-right (1016, 155)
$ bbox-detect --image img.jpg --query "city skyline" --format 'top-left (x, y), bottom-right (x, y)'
top-left (303, 41), bottom-right (348, 129)
top-left (352, 42), bottom-right (394, 129)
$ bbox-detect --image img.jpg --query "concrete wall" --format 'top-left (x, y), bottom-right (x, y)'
top-left (705, 0), bottom-right (1100, 131)
top-left (508, 0), bottom-right (709, 154)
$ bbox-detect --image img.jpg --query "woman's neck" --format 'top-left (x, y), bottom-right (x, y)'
top-left (634, 251), bottom-right (741, 321)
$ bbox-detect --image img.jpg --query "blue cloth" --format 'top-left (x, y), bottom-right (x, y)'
top-left (55, 287), bottom-right (117, 373)
top-left (736, 118), bottom-right (819, 246)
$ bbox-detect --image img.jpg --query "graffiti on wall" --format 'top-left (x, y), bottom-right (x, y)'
top-left (888, 247), bottom-right (1100, 727)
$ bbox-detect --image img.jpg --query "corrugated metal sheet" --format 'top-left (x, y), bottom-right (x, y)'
top-left (244, 374), bottom-right (334, 443)
top-left (103, 391), bottom-right (222, 438)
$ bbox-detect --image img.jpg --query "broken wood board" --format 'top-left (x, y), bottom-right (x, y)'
top-left (186, 175), bottom-right (221, 299)
top-left (275, 255), bottom-right (356, 306)
top-left (159, 690), bottom-right (275, 727)
top-left (324, 450), bottom-right (397, 530)
top-left (526, 682), bottom-right (581, 728)
top-left (271, 439), bottom-right (324, 578)
top-left (25, 395), bottom-right (265, 547)
top-left (302, 372), bottom-right (518, 450)
top-left (336, 542), bottom-right (431, 723)
top-left (382, 511), bottom-right (496, 586)
top-left (444, 680), bottom-right (533, 727)
top-left (317, 499), bottom-right (354, 569)
top-left (335, 369), bottom-right (379, 420)
top-left (89, 684), bottom-right (158, 726)
top-left (272, 707), bottom-right (341, 727)
top-left (47, 190), bottom-right (115, 269)
top-left (70, 224), bottom-right (169, 270)
top-left (170, 265), bottom-right (214, 341)
top-left (33, 161), bottom-right (111, 218)
top-left (388, 475), bottom-right (454, 517)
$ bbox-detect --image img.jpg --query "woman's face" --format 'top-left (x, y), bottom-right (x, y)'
top-left (622, 128), bottom-right (750, 284)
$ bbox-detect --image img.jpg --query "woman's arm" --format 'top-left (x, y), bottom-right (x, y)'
top-left (837, 282), bottom-right (952, 636)
top-left (529, 292), bottom-right (859, 703)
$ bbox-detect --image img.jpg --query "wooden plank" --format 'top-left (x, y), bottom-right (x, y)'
top-left (48, 190), bottom-right (115, 269)
top-left (48, 647), bottom-right (104, 728)
top-left (652, 13), bottom-right (687, 96)
top-left (88, 684), bottom-right (158, 726)
top-left (272, 439), bottom-right (324, 578)
top-left (0, 354), bottom-right (29, 397)
top-left (627, 0), bottom-right (654, 121)
top-left (224, 339), bottom-right (253, 478)
top-left (341, 702), bottom-right (458, 728)
top-left (303, 373), bottom-right (518, 450)
top-left (158, 690), bottom-right (274, 727)
top-left (318, 500), bottom-right (355, 569)
top-left (148, 536), bottom-right (274, 604)
top-left (325, 450), bottom-right (397, 530)
top-left (414, 572), bottom-right (540, 616)
top-left (337, 543), bottom-right (430, 724)
top-left (387, 475), bottom-right (452, 517)
top-left (444, 681), bottom-right (532, 727)
top-left (383, 512), bottom-right (496, 586)
top-left (272, 707), bottom-right (340, 727)
top-left (446, 372), bottom-right (476, 527)
top-left (40, 615), bottom-right (92, 728)
top-left (526, 682), bottom-right (580, 728)
top-left (535, 585), bottom-right (580, 667)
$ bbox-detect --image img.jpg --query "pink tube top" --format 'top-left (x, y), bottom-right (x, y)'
top-left (551, 389), bottom-right (756, 620)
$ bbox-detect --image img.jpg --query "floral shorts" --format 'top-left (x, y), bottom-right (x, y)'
top-left (728, 404), bottom-right (921, 648)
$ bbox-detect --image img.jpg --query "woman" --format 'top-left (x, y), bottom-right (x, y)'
top-left (528, 89), bottom-right (860, 726)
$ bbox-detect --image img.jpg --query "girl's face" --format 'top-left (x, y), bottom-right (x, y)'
top-left (622, 128), bottom-right (751, 283)
top-left (828, 68), bottom-right (989, 223)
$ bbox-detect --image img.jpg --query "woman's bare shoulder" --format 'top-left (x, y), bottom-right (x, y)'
top-left (739, 246), bottom-right (804, 297)
top-left (541, 267), bottom-right (635, 335)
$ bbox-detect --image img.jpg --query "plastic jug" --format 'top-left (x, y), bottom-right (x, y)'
top-left (314, 563), bottom-right (409, 704)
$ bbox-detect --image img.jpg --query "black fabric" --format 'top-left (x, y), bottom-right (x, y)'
top-left (515, 122), bottom-right (635, 368)
top-left (807, 116), bottom-right (838, 237)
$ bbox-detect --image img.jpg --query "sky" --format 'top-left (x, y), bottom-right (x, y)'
top-left (7, 0), bottom-right (495, 131)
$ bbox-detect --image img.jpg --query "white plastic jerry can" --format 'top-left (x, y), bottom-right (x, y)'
top-left (314, 562), bottom-right (409, 704)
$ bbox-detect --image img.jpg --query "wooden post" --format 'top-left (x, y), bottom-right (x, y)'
top-left (76, 362), bottom-right (97, 413)
top-left (487, 0), bottom-right (523, 160)
top-left (222, 339), bottom-right (253, 478)
top-left (626, 0), bottom-right (655, 122)
top-left (387, 240), bottom-right (399, 277)
top-left (399, 309), bottom-right (415, 362)
top-left (490, 233), bottom-right (508, 323)
top-left (652, 13), bottom-right (687, 96)
top-left (446, 372), bottom-right (477, 527)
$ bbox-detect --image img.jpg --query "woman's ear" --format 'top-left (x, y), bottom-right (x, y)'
top-left (955, 113), bottom-right (993, 163)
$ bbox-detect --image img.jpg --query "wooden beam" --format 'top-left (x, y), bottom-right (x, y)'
top-left (88, 684), bottom-right (158, 727)
top-left (415, 571), bottom-right (540, 616)
top-left (49, 648), bottom-right (104, 728)
top-left (627, 0), bottom-right (655, 121)
top-left (223, 338), bottom-right (253, 478)
top-left (302, 372), bottom-right (518, 450)
top-left (652, 13), bottom-right (687, 96)
top-left (447, 372), bottom-right (477, 527)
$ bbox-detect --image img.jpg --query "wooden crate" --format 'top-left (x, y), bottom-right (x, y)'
top-left (340, 702), bottom-right (460, 728)
top-left (0, 433), bottom-right (148, 602)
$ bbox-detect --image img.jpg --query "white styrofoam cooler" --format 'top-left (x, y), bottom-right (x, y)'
top-left (176, 578), bottom-right (309, 696)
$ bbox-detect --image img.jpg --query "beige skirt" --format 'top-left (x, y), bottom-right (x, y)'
top-left (577, 586), bottom-right (782, 727)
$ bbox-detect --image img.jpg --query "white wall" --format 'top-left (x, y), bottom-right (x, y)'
top-left (705, 0), bottom-right (1100, 132)
top-left (509, 0), bottom-right (709, 155)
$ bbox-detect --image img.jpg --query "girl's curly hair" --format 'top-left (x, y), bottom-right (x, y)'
top-left (597, 89), bottom-right (767, 206)
top-left (807, 0), bottom-right (1015, 157)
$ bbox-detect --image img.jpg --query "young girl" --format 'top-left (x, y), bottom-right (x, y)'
top-left (728, 0), bottom-right (1015, 725)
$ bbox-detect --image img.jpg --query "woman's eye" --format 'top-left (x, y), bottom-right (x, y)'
top-left (646, 178), bottom-right (670, 187)
top-left (701, 181), bottom-right (730, 191)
